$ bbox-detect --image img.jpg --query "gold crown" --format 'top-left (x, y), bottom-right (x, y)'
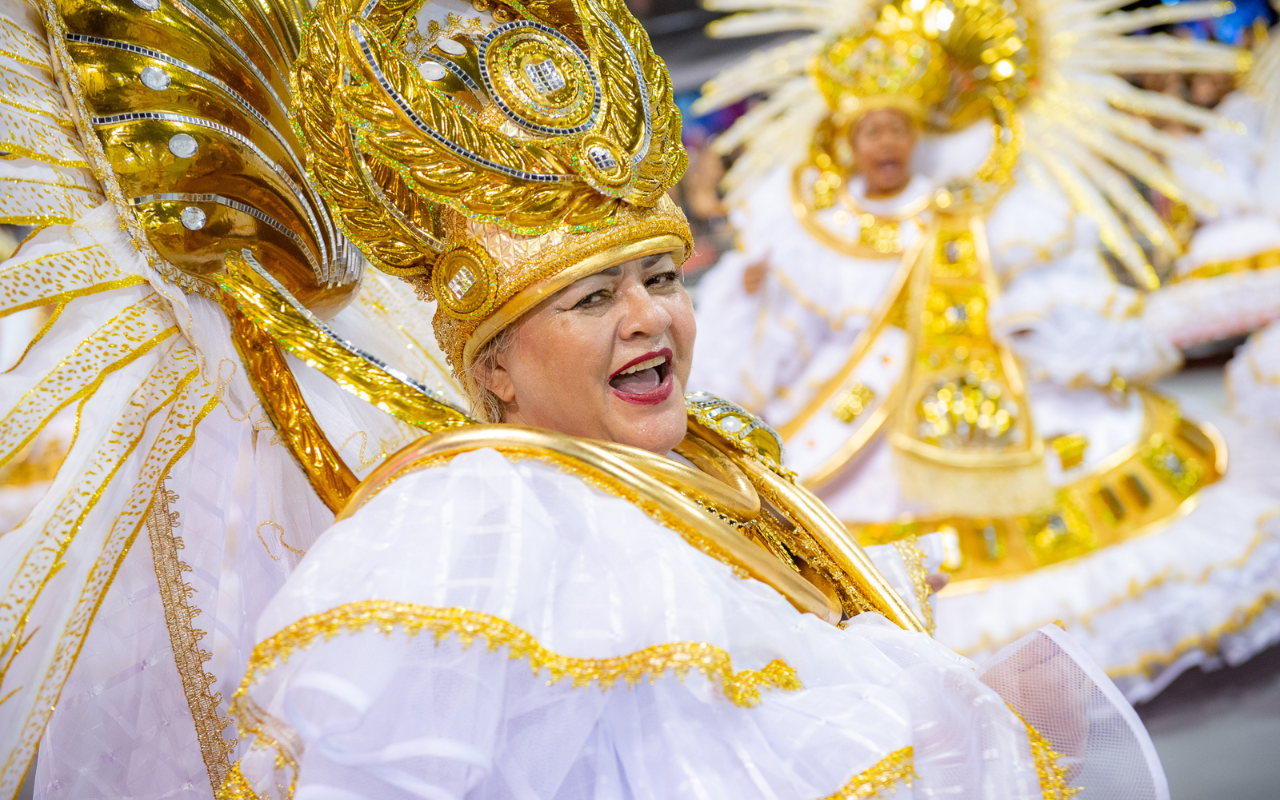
top-left (294, 0), bottom-right (690, 378)
top-left (810, 0), bottom-right (1037, 130)
top-left (810, 19), bottom-right (948, 125)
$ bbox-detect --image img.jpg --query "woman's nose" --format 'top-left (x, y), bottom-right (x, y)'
top-left (618, 283), bottom-right (671, 339)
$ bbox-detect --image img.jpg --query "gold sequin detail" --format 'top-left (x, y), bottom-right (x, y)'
top-left (892, 536), bottom-right (934, 635)
top-left (215, 764), bottom-right (261, 800)
top-left (818, 745), bottom-right (916, 800)
top-left (234, 602), bottom-right (803, 708)
top-left (1014, 712), bottom-right (1080, 799)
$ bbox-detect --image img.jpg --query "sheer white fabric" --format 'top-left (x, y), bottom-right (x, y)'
top-left (234, 449), bottom-right (1164, 799)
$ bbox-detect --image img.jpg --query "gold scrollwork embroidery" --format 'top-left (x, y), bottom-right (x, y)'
top-left (255, 522), bottom-right (304, 562)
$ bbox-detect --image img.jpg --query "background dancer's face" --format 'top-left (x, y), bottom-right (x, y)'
top-left (852, 108), bottom-right (917, 198)
top-left (477, 253), bottom-right (695, 454)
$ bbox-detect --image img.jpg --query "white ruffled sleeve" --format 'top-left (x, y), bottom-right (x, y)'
top-left (226, 449), bottom-right (1168, 800)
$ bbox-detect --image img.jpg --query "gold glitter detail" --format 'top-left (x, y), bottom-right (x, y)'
top-left (0, 167), bottom-right (102, 227)
top-left (215, 764), bottom-right (261, 800)
top-left (146, 479), bottom-right (236, 793)
top-left (1012, 711), bottom-right (1080, 799)
top-left (833, 383), bottom-right (875, 424)
top-left (0, 245), bottom-right (137, 318)
top-left (0, 294), bottom-right (177, 473)
top-left (818, 745), bottom-right (916, 800)
top-left (853, 390), bottom-right (1225, 585)
top-left (892, 535), bottom-right (934, 635)
top-left (234, 601), bottom-right (803, 708)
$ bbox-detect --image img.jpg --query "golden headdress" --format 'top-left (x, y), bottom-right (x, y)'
top-left (697, 0), bottom-right (1248, 287)
top-left (294, 0), bottom-right (692, 376)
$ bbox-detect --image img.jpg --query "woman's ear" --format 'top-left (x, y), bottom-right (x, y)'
top-left (481, 349), bottom-right (517, 405)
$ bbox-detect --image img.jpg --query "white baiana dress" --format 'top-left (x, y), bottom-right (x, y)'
top-left (690, 135), bottom-right (1280, 702)
top-left (227, 445), bottom-right (1168, 799)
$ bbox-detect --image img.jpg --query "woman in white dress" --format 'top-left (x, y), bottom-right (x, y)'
top-left (690, 0), bottom-right (1280, 701)
top-left (203, 0), bottom-right (1174, 796)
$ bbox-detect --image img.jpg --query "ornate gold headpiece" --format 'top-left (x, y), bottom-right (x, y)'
top-left (802, 0), bottom-right (1036, 205)
top-left (809, 21), bottom-right (948, 126)
top-left (294, 0), bottom-right (691, 378)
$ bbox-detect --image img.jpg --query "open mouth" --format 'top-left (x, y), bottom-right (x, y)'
top-left (875, 157), bottom-right (904, 175)
top-left (609, 347), bottom-right (675, 405)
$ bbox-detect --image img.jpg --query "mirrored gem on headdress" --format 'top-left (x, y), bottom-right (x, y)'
top-left (132, 0), bottom-right (159, 10)
top-left (169, 133), bottom-right (198, 158)
top-left (140, 66), bottom-right (170, 90)
top-left (435, 37), bottom-right (466, 56)
top-left (418, 60), bottom-right (447, 81)
top-left (587, 145), bottom-right (618, 172)
top-left (524, 59), bottom-right (567, 95)
top-left (447, 265), bottom-right (476, 301)
top-left (180, 206), bottom-right (206, 230)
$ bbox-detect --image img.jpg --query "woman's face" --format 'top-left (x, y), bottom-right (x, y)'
top-left (852, 108), bottom-right (917, 197)
top-left (480, 252), bottom-right (695, 454)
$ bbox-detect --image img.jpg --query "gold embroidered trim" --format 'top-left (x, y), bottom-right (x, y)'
top-left (818, 745), bottom-right (916, 800)
top-left (234, 602), bottom-right (803, 709)
top-left (1109, 587), bottom-right (1280, 679)
top-left (1173, 247), bottom-right (1280, 283)
top-left (146, 478), bottom-right (236, 793)
top-left (892, 536), bottom-right (934, 635)
top-left (1, 354), bottom-right (219, 789)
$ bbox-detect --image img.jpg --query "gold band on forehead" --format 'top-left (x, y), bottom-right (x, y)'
top-left (464, 232), bottom-right (687, 371)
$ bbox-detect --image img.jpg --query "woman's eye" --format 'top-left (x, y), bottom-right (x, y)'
top-left (646, 270), bottom-right (679, 289)
top-left (572, 290), bottom-right (610, 309)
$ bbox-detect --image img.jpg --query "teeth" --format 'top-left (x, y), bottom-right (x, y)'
top-left (618, 355), bottom-right (666, 376)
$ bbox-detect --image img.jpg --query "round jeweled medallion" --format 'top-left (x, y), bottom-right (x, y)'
top-left (478, 21), bottom-right (599, 135)
top-left (576, 134), bottom-right (631, 194)
top-left (432, 245), bottom-right (495, 318)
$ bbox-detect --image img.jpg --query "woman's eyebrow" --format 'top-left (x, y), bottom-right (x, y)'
top-left (640, 254), bottom-right (666, 268)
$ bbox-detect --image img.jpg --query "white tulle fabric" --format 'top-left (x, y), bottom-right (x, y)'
top-left (688, 145), bottom-right (1280, 700)
top-left (234, 449), bottom-right (1165, 800)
